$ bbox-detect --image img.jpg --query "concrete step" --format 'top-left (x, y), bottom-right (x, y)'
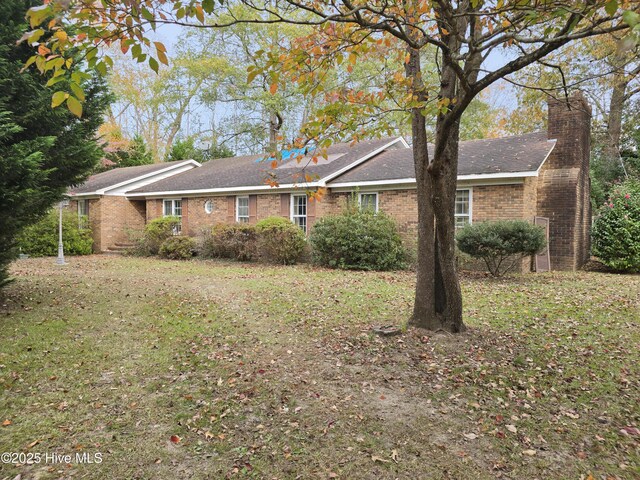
top-left (105, 243), bottom-right (134, 254)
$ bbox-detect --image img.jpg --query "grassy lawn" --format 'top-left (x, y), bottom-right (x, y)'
top-left (0, 256), bottom-right (638, 479)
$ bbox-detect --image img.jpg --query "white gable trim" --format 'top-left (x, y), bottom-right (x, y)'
top-left (535, 139), bottom-right (557, 174)
top-left (320, 137), bottom-right (409, 184)
top-left (69, 160), bottom-right (201, 198)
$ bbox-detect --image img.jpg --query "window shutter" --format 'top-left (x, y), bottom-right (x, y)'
top-left (249, 195), bottom-right (258, 223)
top-left (307, 196), bottom-right (316, 230)
top-left (227, 196), bottom-right (236, 223)
top-left (280, 193), bottom-right (290, 218)
top-left (181, 199), bottom-right (188, 234)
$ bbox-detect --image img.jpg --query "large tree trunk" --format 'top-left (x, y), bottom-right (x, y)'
top-left (406, 47), bottom-right (465, 333)
top-left (430, 121), bottom-right (465, 332)
top-left (604, 69), bottom-right (628, 163)
top-left (411, 97), bottom-right (437, 330)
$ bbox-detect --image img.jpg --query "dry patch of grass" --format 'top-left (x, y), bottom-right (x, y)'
top-left (0, 256), bottom-right (638, 479)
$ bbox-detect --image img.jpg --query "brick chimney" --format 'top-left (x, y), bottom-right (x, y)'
top-left (536, 92), bottom-right (592, 270)
top-left (547, 91), bottom-right (591, 169)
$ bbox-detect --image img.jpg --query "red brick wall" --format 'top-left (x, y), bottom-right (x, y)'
top-left (184, 196), bottom-right (232, 235)
top-left (96, 196), bottom-right (146, 251)
top-left (69, 196), bottom-right (145, 252)
top-left (148, 194), bottom-right (290, 236)
top-left (318, 185), bottom-right (531, 236)
top-left (146, 199), bottom-right (163, 222)
top-left (472, 184), bottom-right (526, 222)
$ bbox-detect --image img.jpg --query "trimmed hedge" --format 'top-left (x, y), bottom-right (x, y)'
top-left (198, 224), bottom-right (258, 261)
top-left (309, 209), bottom-right (406, 270)
top-left (16, 209), bottom-right (93, 257)
top-left (132, 216), bottom-right (181, 256)
top-left (255, 217), bottom-right (306, 265)
top-left (159, 236), bottom-right (196, 260)
top-left (456, 220), bottom-right (546, 277)
top-left (591, 180), bottom-right (640, 272)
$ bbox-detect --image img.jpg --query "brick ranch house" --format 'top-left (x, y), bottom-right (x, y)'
top-left (68, 92), bottom-right (592, 271)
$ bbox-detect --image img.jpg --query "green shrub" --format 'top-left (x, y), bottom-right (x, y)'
top-left (198, 223), bottom-right (257, 261)
top-left (591, 180), bottom-right (640, 272)
top-left (255, 217), bottom-right (306, 265)
top-left (133, 216), bottom-right (181, 256)
top-left (309, 209), bottom-right (406, 270)
top-left (456, 220), bottom-right (546, 277)
top-left (159, 236), bottom-right (196, 260)
top-left (16, 209), bottom-right (93, 257)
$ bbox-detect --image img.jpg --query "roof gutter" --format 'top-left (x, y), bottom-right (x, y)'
top-left (328, 170), bottom-right (541, 189)
top-left (125, 182), bottom-right (324, 198)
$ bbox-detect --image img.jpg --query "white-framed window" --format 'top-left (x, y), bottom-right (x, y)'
top-left (291, 194), bottom-right (307, 233)
top-left (77, 199), bottom-right (89, 228)
top-left (454, 189), bottom-right (472, 228)
top-left (163, 199), bottom-right (182, 234)
top-left (236, 196), bottom-right (249, 223)
top-left (359, 192), bottom-right (378, 213)
top-left (204, 199), bottom-right (214, 214)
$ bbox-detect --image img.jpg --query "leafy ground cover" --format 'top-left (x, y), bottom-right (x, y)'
top-left (0, 256), bottom-right (638, 479)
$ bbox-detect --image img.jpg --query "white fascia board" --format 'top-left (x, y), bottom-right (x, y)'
top-left (319, 137), bottom-right (408, 184)
top-left (457, 171), bottom-right (538, 181)
top-left (125, 182), bottom-right (323, 198)
top-left (94, 160), bottom-right (201, 195)
top-left (329, 178), bottom-right (417, 189)
top-left (398, 137), bottom-right (411, 148)
top-left (329, 171), bottom-right (539, 190)
top-left (329, 171), bottom-right (539, 185)
top-left (66, 193), bottom-right (101, 199)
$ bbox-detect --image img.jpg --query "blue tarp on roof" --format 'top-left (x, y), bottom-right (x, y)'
top-left (258, 146), bottom-right (316, 163)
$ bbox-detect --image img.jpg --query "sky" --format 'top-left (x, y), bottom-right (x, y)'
top-left (139, 21), bottom-right (520, 153)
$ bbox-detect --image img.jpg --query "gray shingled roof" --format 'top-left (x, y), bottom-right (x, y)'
top-left (329, 132), bottom-right (555, 184)
top-left (69, 161), bottom-right (192, 194)
top-left (129, 137), bottom-right (402, 194)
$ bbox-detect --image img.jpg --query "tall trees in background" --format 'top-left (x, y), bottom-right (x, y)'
top-left (0, 0), bottom-right (110, 288)
top-left (502, 35), bottom-right (639, 206)
top-left (107, 17), bottom-right (503, 162)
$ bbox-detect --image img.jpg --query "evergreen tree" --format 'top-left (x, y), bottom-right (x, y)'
top-left (106, 134), bottom-right (153, 167)
top-left (167, 136), bottom-right (234, 163)
top-left (0, 0), bottom-right (111, 288)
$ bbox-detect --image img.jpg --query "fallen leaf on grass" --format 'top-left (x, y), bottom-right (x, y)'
top-left (371, 455), bottom-right (390, 463)
top-left (506, 424), bottom-right (517, 434)
top-left (2, 419), bottom-right (11, 426)
top-left (391, 449), bottom-right (399, 463)
top-left (522, 449), bottom-right (537, 456)
top-left (619, 426), bottom-right (639, 436)
top-left (170, 435), bottom-right (181, 444)
top-left (463, 433), bottom-right (478, 440)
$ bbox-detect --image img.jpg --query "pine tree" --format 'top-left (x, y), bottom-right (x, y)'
top-left (0, 0), bottom-right (111, 288)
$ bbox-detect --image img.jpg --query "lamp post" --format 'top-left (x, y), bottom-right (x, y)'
top-left (56, 198), bottom-right (69, 265)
